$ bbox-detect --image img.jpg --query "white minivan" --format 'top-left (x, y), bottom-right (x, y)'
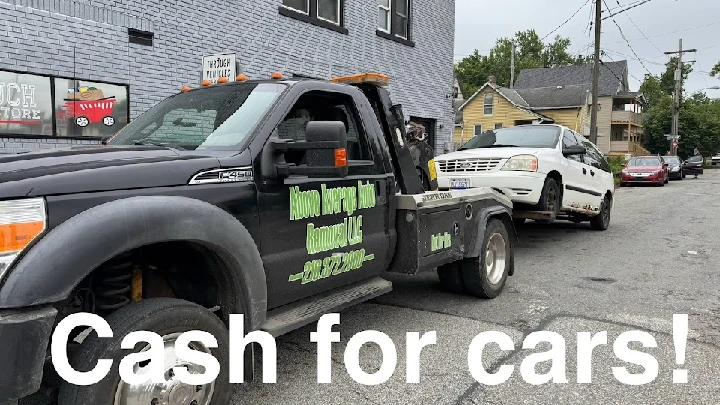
top-left (435, 124), bottom-right (615, 230)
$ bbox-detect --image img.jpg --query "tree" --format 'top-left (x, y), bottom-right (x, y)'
top-left (641, 58), bottom-right (720, 157)
top-left (454, 29), bottom-right (578, 96)
top-left (712, 61), bottom-right (720, 77)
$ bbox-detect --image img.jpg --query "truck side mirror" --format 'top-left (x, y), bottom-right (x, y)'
top-left (262, 121), bottom-right (349, 180)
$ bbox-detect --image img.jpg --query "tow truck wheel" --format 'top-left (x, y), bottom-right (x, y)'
top-left (460, 219), bottom-right (510, 299)
top-left (58, 298), bottom-right (231, 405)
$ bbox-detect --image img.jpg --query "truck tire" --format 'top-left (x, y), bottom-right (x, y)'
top-left (437, 262), bottom-right (465, 294)
top-left (460, 218), bottom-right (510, 299)
top-left (58, 298), bottom-right (231, 405)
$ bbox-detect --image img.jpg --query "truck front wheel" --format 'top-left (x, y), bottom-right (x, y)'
top-left (460, 218), bottom-right (511, 299)
top-left (58, 298), bottom-right (232, 405)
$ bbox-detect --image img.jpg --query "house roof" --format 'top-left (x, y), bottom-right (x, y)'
top-left (459, 82), bottom-right (555, 123)
top-left (453, 99), bottom-right (464, 125)
top-left (513, 61), bottom-right (627, 96)
top-left (513, 84), bottom-right (591, 110)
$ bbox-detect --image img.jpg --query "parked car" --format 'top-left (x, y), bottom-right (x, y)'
top-left (711, 153), bottom-right (720, 165)
top-left (662, 155), bottom-right (684, 180)
top-left (434, 124), bottom-right (615, 230)
top-left (682, 155), bottom-right (704, 178)
top-left (619, 156), bottom-right (669, 186)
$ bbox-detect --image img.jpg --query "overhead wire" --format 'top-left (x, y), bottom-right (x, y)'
top-left (613, 0), bottom-right (663, 54)
top-left (601, 0), bottom-right (653, 75)
top-left (541, 0), bottom-right (592, 41)
top-left (602, 0), bottom-right (656, 20)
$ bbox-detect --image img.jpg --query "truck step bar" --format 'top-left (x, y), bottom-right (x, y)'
top-left (260, 277), bottom-right (393, 337)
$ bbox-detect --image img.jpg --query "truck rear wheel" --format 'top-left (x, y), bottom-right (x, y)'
top-left (460, 219), bottom-right (510, 299)
top-left (58, 298), bottom-right (231, 405)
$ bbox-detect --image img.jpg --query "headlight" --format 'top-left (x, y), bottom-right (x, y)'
top-left (0, 198), bottom-right (46, 280)
top-left (501, 155), bottom-right (538, 172)
top-left (671, 166), bottom-right (680, 171)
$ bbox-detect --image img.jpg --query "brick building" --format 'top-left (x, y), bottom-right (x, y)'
top-left (0, 0), bottom-right (457, 154)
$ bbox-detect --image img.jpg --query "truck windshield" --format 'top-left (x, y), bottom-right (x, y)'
top-left (459, 126), bottom-right (560, 150)
top-left (108, 83), bottom-right (286, 150)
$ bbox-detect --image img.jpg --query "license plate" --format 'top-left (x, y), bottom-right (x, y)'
top-left (450, 178), bottom-right (470, 189)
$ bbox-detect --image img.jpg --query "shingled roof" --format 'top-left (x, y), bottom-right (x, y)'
top-left (513, 84), bottom-right (591, 110)
top-left (513, 61), bottom-right (627, 96)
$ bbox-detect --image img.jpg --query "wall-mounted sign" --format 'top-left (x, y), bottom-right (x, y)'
top-left (202, 53), bottom-right (237, 84)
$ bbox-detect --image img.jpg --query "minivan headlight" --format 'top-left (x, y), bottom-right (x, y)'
top-left (501, 155), bottom-right (538, 172)
top-left (0, 198), bottom-right (46, 280)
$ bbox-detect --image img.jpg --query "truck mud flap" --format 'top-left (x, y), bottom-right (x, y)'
top-left (388, 189), bottom-right (512, 275)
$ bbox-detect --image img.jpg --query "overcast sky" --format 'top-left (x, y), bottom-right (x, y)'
top-left (454, 0), bottom-right (720, 96)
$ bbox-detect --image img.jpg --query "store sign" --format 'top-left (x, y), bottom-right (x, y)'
top-left (202, 53), bottom-right (236, 84)
top-left (0, 82), bottom-right (42, 125)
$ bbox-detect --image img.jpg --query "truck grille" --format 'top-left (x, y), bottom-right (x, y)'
top-left (437, 158), bottom-right (502, 173)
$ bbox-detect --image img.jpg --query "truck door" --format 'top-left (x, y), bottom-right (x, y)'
top-left (560, 129), bottom-right (598, 210)
top-left (256, 89), bottom-right (392, 309)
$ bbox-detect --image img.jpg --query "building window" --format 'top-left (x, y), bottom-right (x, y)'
top-left (484, 93), bottom-right (494, 116)
top-left (474, 125), bottom-right (483, 136)
top-left (494, 123), bottom-right (503, 129)
top-left (0, 69), bottom-right (129, 139)
top-left (283, 0), bottom-right (310, 13)
top-left (279, 0), bottom-right (347, 34)
top-left (376, 0), bottom-right (414, 47)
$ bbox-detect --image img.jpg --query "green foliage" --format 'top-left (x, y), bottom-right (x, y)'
top-left (641, 58), bottom-right (720, 159)
top-left (607, 156), bottom-right (626, 174)
top-left (455, 30), bottom-right (579, 96)
top-left (711, 61), bottom-right (720, 77)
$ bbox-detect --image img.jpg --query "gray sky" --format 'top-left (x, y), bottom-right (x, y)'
top-left (454, 0), bottom-right (720, 96)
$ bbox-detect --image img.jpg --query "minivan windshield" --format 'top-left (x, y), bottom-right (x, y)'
top-left (108, 82), bottom-right (287, 150)
top-left (628, 157), bottom-right (661, 166)
top-left (459, 125), bottom-right (560, 150)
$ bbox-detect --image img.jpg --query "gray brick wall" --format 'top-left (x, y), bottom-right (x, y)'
top-left (0, 0), bottom-right (456, 154)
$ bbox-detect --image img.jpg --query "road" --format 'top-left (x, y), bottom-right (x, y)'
top-left (21, 170), bottom-right (720, 404)
top-left (233, 170), bottom-right (720, 404)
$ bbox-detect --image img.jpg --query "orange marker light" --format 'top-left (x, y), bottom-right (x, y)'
top-left (201, 80), bottom-right (212, 87)
top-left (236, 74), bottom-right (248, 81)
top-left (181, 86), bottom-right (192, 92)
top-left (0, 221), bottom-right (45, 253)
top-left (271, 72), bottom-right (283, 80)
top-left (334, 148), bottom-right (347, 167)
top-left (217, 77), bottom-right (229, 83)
top-left (330, 73), bottom-right (389, 87)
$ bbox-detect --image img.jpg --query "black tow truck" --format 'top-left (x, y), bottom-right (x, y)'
top-left (0, 72), bottom-right (516, 404)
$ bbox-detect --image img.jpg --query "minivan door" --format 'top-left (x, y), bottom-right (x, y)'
top-left (560, 129), bottom-right (599, 210)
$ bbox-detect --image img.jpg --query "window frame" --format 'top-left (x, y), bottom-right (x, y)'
top-left (376, 0), bottom-right (415, 47)
top-left (483, 93), bottom-right (494, 116)
top-left (0, 68), bottom-right (130, 140)
top-left (474, 124), bottom-right (483, 136)
top-left (378, 0), bottom-right (391, 33)
top-left (279, 0), bottom-right (348, 35)
top-left (494, 123), bottom-right (503, 130)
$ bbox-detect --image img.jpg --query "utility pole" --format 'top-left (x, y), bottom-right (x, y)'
top-left (589, 0), bottom-right (602, 145)
top-left (510, 40), bottom-right (516, 89)
top-left (664, 39), bottom-right (696, 155)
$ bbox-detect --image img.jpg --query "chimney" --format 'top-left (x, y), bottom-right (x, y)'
top-left (488, 75), bottom-right (496, 84)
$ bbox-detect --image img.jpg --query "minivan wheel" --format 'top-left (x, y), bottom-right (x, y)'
top-left (590, 195), bottom-right (611, 231)
top-left (58, 298), bottom-right (232, 405)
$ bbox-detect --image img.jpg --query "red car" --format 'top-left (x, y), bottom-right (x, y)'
top-left (619, 156), bottom-right (669, 187)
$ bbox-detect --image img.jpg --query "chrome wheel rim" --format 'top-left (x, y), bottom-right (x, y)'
top-left (485, 233), bottom-right (507, 285)
top-left (114, 332), bottom-right (215, 405)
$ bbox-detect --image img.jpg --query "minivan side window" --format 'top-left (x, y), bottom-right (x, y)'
top-left (562, 130), bottom-right (582, 162)
top-left (575, 133), bottom-right (611, 173)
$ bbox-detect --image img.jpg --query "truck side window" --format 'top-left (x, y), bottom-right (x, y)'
top-left (275, 91), bottom-right (374, 169)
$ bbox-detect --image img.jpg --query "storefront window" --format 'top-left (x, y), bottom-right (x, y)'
top-left (54, 79), bottom-right (129, 138)
top-left (0, 70), bottom-right (128, 138)
top-left (0, 71), bottom-right (54, 136)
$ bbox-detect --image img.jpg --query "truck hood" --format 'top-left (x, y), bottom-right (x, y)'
top-left (435, 147), bottom-right (545, 161)
top-left (0, 145), bottom-right (228, 198)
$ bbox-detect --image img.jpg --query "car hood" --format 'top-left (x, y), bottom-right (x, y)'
top-left (624, 166), bottom-right (662, 172)
top-left (435, 147), bottom-right (545, 161)
top-left (0, 145), bottom-right (230, 198)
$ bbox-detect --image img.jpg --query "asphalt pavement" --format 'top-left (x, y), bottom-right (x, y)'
top-left (21, 170), bottom-right (720, 404)
top-left (233, 170), bottom-right (720, 404)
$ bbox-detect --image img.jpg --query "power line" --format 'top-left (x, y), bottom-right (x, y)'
top-left (602, 0), bottom-right (652, 75)
top-left (613, 0), bottom-right (663, 54)
top-left (541, 0), bottom-right (592, 41)
top-left (601, 51), bottom-right (643, 82)
top-left (602, 0), bottom-right (656, 20)
top-left (604, 21), bottom-right (720, 45)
